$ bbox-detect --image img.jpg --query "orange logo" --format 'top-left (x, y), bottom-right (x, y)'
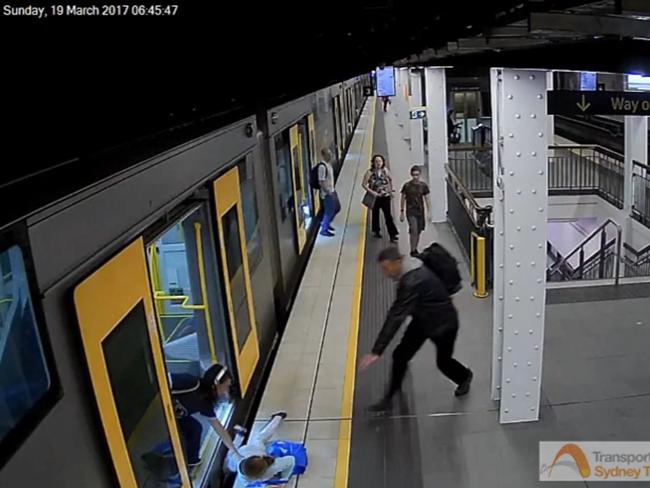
top-left (545, 443), bottom-right (591, 478)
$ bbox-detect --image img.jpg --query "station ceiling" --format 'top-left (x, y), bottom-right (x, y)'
top-left (3, 0), bottom-right (650, 188)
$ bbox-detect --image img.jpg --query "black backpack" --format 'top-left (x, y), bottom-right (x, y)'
top-left (309, 162), bottom-right (326, 190)
top-left (418, 242), bottom-right (462, 295)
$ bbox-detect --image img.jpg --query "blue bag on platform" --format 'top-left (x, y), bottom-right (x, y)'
top-left (245, 441), bottom-right (308, 487)
top-left (267, 441), bottom-right (308, 475)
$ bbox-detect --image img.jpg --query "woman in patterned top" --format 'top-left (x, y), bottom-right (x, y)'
top-left (362, 154), bottom-right (399, 242)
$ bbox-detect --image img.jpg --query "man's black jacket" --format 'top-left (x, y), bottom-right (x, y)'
top-left (371, 264), bottom-right (458, 356)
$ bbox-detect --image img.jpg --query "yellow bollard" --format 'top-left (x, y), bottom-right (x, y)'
top-left (472, 232), bottom-right (488, 298)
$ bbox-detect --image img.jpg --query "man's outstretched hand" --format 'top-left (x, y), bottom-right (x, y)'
top-left (359, 353), bottom-right (380, 371)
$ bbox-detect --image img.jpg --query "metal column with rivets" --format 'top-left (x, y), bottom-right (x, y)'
top-left (490, 68), bottom-right (549, 423)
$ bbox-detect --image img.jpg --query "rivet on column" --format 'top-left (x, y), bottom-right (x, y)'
top-left (516, 152), bottom-right (521, 157)
top-left (531, 151), bottom-right (537, 157)
top-left (515, 113), bottom-right (521, 119)
top-left (512, 393), bottom-right (517, 398)
top-left (508, 313), bottom-right (513, 319)
top-left (538, 170), bottom-right (544, 175)
top-left (531, 261), bottom-right (536, 267)
top-left (506, 378), bottom-right (511, 383)
top-left (529, 74), bottom-right (536, 80)
top-left (505, 408), bottom-right (509, 413)
top-left (509, 280), bottom-right (514, 285)
top-left (514, 330), bottom-right (519, 335)
top-left (513, 362), bottom-right (518, 368)
top-left (508, 133), bottom-right (514, 138)
top-left (508, 94), bottom-right (513, 100)
top-left (529, 329), bottom-right (533, 334)
top-left (531, 113), bottom-right (537, 119)
top-left (537, 94), bottom-right (543, 99)
top-left (538, 132), bottom-right (544, 137)
top-left (509, 209), bottom-right (515, 214)
top-left (510, 244), bottom-right (515, 249)
top-left (507, 347), bottom-right (512, 352)
top-left (531, 225), bottom-right (537, 230)
top-left (536, 313), bottom-right (541, 318)
top-left (514, 75), bottom-right (520, 80)
top-left (533, 376), bottom-right (538, 381)
top-left (527, 361), bottom-right (532, 366)
top-left (530, 296), bottom-right (535, 301)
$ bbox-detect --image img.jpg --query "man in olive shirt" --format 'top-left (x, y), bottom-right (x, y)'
top-left (400, 165), bottom-right (431, 256)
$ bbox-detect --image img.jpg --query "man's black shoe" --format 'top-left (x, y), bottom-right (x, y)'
top-left (455, 370), bottom-right (473, 397)
top-left (410, 250), bottom-right (419, 257)
top-left (320, 230), bottom-right (335, 237)
top-left (271, 411), bottom-right (288, 420)
top-left (373, 232), bottom-right (382, 238)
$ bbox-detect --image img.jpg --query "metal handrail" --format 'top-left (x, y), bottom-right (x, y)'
top-left (548, 218), bottom-right (622, 285)
top-left (445, 163), bottom-right (493, 229)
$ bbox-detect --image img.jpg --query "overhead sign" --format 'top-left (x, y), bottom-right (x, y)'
top-left (548, 90), bottom-right (650, 116)
top-left (376, 66), bottom-right (396, 97)
top-left (409, 107), bottom-right (426, 120)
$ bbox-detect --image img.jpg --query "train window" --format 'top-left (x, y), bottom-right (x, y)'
top-left (237, 157), bottom-right (262, 272)
top-left (0, 242), bottom-right (57, 464)
top-left (222, 206), bottom-right (253, 352)
top-left (275, 133), bottom-right (293, 222)
top-left (103, 301), bottom-right (181, 487)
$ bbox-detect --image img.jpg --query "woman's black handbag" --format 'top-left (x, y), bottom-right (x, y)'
top-left (362, 191), bottom-right (376, 209)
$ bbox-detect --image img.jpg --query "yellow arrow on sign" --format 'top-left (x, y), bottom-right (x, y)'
top-left (576, 94), bottom-right (591, 112)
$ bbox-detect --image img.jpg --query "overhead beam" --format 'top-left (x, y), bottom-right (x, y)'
top-left (530, 11), bottom-right (650, 38)
top-left (457, 37), bottom-right (550, 50)
top-left (622, 0), bottom-right (650, 15)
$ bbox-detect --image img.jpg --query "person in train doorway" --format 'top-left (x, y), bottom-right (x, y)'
top-left (400, 165), bottom-right (431, 257)
top-left (359, 246), bottom-right (473, 413)
top-left (170, 363), bottom-right (243, 467)
top-left (319, 148), bottom-right (339, 237)
top-left (362, 154), bottom-right (398, 242)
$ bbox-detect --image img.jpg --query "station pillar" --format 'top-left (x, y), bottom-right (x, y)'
top-left (624, 116), bottom-right (648, 211)
top-left (409, 69), bottom-right (425, 170)
top-left (424, 67), bottom-right (449, 222)
top-left (490, 68), bottom-right (549, 423)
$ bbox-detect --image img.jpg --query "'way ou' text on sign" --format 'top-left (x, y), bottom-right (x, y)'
top-left (547, 90), bottom-right (650, 116)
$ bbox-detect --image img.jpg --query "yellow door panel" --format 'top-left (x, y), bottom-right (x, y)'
top-left (74, 237), bottom-right (190, 488)
top-left (212, 167), bottom-right (260, 395)
top-left (289, 125), bottom-right (307, 253)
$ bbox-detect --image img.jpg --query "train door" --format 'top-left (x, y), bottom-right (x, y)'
top-left (212, 167), bottom-right (260, 395)
top-left (289, 120), bottom-right (313, 254)
top-left (74, 238), bottom-right (191, 488)
top-left (307, 114), bottom-right (320, 215)
top-left (333, 96), bottom-right (343, 161)
top-left (144, 202), bottom-right (238, 483)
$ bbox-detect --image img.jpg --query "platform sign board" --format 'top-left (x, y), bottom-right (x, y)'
top-left (409, 107), bottom-right (426, 119)
top-left (363, 86), bottom-right (373, 96)
top-left (376, 66), bottom-right (396, 97)
top-left (548, 90), bottom-right (650, 116)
